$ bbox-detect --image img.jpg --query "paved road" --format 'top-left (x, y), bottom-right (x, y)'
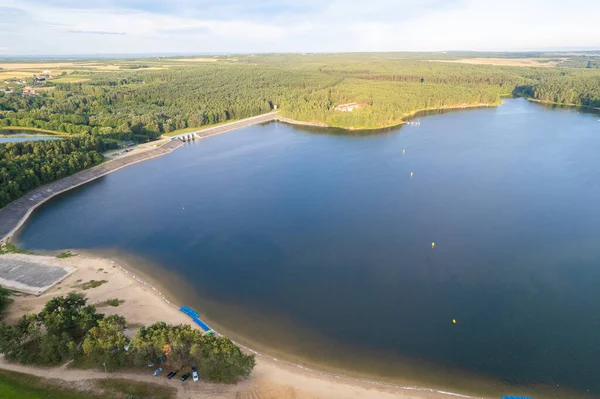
top-left (1, 112), bottom-right (280, 243)
top-left (0, 140), bottom-right (183, 242)
top-left (169, 112), bottom-right (278, 140)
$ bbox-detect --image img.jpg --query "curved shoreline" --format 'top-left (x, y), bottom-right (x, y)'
top-left (0, 103), bottom-right (503, 397)
top-left (107, 256), bottom-right (483, 399)
top-left (278, 102), bottom-right (498, 131)
top-left (4, 101), bottom-right (578, 398)
top-left (0, 139), bottom-right (183, 244)
top-left (1, 100), bottom-right (507, 243)
top-left (1, 250), bottom-right (486, 399)
top-left (0, 126), bottom-right (67, 135)
top-left (2, 103), bottom-right (502, 244)
top-left (275, 115), bottom-right (329, 127)
top-left (0, 112), bottom-right (279, 244)
top-left (525, 97), bottom-right (600, 111)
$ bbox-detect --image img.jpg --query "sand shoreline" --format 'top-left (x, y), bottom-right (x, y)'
top-left (89, 253), bottom-right (488, 399)
top-left (1, 251), bottom-right (486, 399)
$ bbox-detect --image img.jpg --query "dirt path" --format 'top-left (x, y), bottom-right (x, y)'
top-left (0, 358), bottom-right (238, 399)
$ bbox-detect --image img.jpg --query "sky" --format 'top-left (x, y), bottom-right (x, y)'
top-left (0, 0), bottom-right (599, 55)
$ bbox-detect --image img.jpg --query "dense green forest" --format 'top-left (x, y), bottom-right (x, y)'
top-left (0, 293), bottom-right (254, 382)
top-left (514, 75), bottom-right (600, 108)
top-left (0, 137), bottom-right (106, 208)
top-left (1, 55), bottom-right (599, 137)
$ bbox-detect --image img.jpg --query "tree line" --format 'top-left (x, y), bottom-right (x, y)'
top-left (515, 76), bottom-right (600, 108)
top-left (0, 137), bottom-right (107, 208)
top-left (3, 56), bottom-right (598, 134)
top-left (0, 293), bottom-right (255, 382)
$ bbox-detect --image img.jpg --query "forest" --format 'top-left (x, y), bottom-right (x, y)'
top-left (0, 137), bottom-right (106, 208)
top-left (514, 75), bottom-right (600, 108)
top-left (1, 55), bottom-right (599, 136)
top-left (0, 293), bottom-right (255, 383)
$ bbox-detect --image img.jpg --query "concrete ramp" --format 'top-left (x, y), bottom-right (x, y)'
top-left (0, 254), bottom-right (73, 295)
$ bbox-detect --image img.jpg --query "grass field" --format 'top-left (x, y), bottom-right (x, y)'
top-left (49, 76), bottom-right (91, 83)
top-left (0, 371), bottom-right (89, 399)
top-left (0, 71), bottom-right (38, 79)
top-left (0, 369), bottom-right (176, 399)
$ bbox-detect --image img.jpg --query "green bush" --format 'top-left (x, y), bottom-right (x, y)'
top-left (77, 280), bottom-right (108, 290)
top-left (57, 251), bottom-right (76, 258)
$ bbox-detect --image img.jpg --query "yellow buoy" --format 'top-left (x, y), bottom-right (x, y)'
top-left (402, 149), bottom-right (406, 155)
top-left (431, 242), bottom-right (435, 249)
top-left (452, 319), bottom-right (457, 324)
top-left (410, 172), bottom-right (414, 178)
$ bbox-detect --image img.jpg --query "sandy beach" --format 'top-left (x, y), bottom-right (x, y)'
top-left (0, 252), bottom-right (485, 399)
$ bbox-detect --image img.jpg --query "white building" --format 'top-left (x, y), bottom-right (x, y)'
top-left (334, 102), bottom-right (365, 112)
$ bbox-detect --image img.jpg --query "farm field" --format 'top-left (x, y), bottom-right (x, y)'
top-left (0, 57), bottom-right (227, 80)
top-left (428, 57), bottom-right (565, 67)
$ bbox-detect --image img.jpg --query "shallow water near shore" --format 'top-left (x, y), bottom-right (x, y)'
top-left (16, 99), bottom-right (600, 398)
top-left (0, 129), bottom-right (63, 143)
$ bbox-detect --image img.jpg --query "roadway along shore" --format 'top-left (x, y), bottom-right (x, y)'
top-left (168, 111), bottom-right (279, 140)
top-left (0, 112), bottom-right (286, 244)
top-left (0, 139), bottom-right (183, 243)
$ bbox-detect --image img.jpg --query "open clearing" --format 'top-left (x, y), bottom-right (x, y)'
top-left (0, 62), bottom-right (82, 70)
top-left (0, 71), bottom-right (41, 79)
top-left (428, 58), bottom-right (564, 67)
top-left (49, 76), bottom-right (91, 83)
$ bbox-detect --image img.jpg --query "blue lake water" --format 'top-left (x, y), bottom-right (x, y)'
top-left (16, 99), bottom-right (600, 398)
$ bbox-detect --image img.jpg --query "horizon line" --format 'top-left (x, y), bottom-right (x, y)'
top-left (1, 49), bottom-right (600, 60)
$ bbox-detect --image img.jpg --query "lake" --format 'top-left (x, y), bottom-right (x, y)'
top-left (0, 130), bottom-right (62, 143)
top-left (16, 99), bottom-right (600, 398)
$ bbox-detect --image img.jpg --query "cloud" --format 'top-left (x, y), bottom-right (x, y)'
top-left (69, 29), bottom-right (126, 35)
top-left (0, 0), bottom-right (599, 55)
top-left (0, 5), bottom-right (33, 30)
